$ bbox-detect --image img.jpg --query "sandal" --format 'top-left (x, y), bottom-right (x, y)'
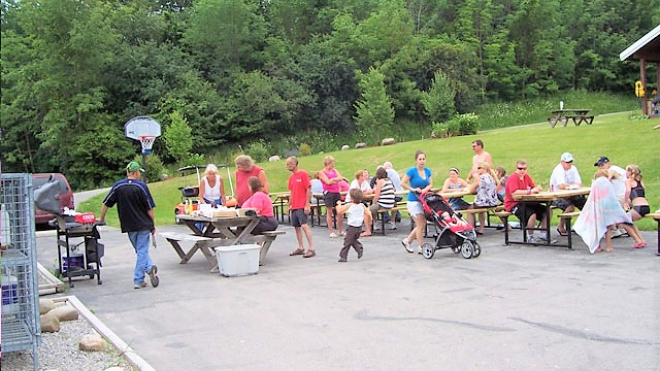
top-left (289, 248), bottom-right (304, 256)
top-left (303, 250), bottom-right (316, 258)
top-left (360, 232), bottom-right (372, 237)
top-left (329, 232), bottom-right (338, 238)
top-left (556, 228), bottom-right (568, 237)
top-left (339, 231), bottom-right (346, 236)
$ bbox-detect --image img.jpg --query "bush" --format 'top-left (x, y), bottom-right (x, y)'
top-left (299, 143), bottom-right (311, 156)
top-left (431, 113), bottom-right (479, 138)
top-left (245, 140), bottom-right (270, 162)
top-left (135, 154), bottom-right (166, 183)
top-left (452, 113), bottom-right (479, 135)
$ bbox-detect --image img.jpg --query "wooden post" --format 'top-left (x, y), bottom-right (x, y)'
top-left (640, 58), bottom-right (647, 115)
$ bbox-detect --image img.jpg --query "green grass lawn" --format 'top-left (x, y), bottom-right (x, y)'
top-left (79, 111), bottom-right (659, 230)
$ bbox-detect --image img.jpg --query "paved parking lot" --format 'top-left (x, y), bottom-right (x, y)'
top-left (36, 221), bottom-right (659, 371)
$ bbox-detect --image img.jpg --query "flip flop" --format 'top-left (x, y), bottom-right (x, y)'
top-left (303, 250), bottom-right (316, 258)
top-left (556, 228), bottom-right (568, 237)
top-left (289, 248), bottom-right (304, 256)
top-left (360, 232), bottom-right (372, 237)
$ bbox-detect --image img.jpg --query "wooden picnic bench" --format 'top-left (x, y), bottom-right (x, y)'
top-left (163, 214), bottom-right (286, 272)
top-left (548, 109), bottom-right (594, 128)
top-left (160, 230), bottom-right (286, 269)
top-left (644, 212), bottom-right (660, 256)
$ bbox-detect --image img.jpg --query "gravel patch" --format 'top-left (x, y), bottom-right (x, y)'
top-left (2, 317), bottom-right (133, 371)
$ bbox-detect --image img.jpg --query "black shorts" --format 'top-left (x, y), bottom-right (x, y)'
top-left (323, 192), bottom-right (342, 211)
top-left (512, 202), bottom-right (546, 225)
top-left (553, 195), bottom-right (586, 211)
top-left (290, 209), bottom-right (309, 227)
top-left (633, 205), bottom-right (650, 217)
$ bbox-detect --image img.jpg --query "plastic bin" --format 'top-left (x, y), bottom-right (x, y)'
top-left (214, 244), bottom-right (260, 277)
top-left (1, 274), bottom-right (20, 315)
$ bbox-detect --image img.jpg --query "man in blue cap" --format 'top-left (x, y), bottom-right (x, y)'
top-left (100, 161), bottom-right (159, 289)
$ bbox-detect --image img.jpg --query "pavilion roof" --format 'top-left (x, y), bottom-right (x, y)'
top-left (620, 25), bottom-right (660, 62)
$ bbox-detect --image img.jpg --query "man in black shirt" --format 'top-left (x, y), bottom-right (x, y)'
top-left (100, 161), bottom-right (159, 289)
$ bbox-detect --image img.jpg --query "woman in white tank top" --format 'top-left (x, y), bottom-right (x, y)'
top-left (199, 164), bottom-right (226, 207)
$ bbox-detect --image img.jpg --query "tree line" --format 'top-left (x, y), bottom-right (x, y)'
top-left (1, 0), bottom-right (657, 188)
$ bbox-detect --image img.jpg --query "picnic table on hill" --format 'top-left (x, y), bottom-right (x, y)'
top-left (548, 109), bottom-right (594, 128)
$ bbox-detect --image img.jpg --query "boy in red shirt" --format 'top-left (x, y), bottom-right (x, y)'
top-left (286, 156), bottom-right (315, 258)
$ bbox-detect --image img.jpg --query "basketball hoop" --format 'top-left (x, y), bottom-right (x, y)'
top-left (140, 136), bottom-right (156, 155)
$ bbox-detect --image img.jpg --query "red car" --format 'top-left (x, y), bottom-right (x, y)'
top-left (33, 173), bottom-right (75, 225)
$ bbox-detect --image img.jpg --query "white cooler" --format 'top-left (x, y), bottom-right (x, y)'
top-left (214, 244), bottom-right (260, 277)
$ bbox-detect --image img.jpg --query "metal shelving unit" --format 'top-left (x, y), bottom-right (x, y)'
top-left (1, 173), bottom-right (41, 370)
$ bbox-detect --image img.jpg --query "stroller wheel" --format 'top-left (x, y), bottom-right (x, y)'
top-left (460, 240), bottom-right (474, 259)
top-left (421, 242), bottom-right (435, 259)
top-left (472, 241), bottom-right (481, 258)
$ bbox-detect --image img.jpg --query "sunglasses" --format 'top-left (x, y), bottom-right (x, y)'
top-left (517, 167), bottom-right (527, 170)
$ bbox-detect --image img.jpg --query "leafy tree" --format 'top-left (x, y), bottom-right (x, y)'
top-left (184, 0), bottom-right (267, 79)
top-left (421, 71), bottom-right (455, 123)
top-left (354, 67), bottom-right (395, 144)
top-left (163, 111), bottom-right (194, 164)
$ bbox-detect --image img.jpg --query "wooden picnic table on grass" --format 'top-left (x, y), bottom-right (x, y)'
top-left (548, 109), bottom-right (594, 128)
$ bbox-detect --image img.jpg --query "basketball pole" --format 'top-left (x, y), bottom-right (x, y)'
top-left (142, 151), bottom-right (148, 182)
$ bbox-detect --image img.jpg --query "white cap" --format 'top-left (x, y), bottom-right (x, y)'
top-left (561, 152), bottom-right (574, 162)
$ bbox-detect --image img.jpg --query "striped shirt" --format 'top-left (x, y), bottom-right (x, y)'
top-left (376, 179), bottom-right (396, 208)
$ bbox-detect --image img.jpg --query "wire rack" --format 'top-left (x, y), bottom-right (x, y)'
top-left (1, 173), bottom-right (41, 370)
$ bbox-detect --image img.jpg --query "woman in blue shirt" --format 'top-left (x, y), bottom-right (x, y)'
top-left (400, 150), bottom-right (433, 254)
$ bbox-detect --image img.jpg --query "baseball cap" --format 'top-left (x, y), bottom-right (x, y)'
top-left (560, 152), bottom-right (574, 163)
top-left (126, 161), bottom-right (145, 173)
top-left (593, 156), bottom-right (609, 167)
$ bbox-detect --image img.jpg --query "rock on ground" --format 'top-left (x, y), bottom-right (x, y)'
top-left (50, 304), bottom-right (79, 321)
top-left (41, 312), bottom-right (60, 333)
top-left (79, 333), bottom-right (106, 352)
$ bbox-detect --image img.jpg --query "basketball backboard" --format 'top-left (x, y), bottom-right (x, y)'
top-left (124, 116), bottom-right (161, 140)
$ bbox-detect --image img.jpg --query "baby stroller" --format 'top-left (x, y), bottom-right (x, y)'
top-left (418, 191), bottom-right (481, 259)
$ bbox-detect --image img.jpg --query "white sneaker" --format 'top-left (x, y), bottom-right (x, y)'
top-left (417, 246), bottom-right (422, 254)
top-left (527, 235), bottom-right (537, 243)
top-left (388, 221), bottom-right (397, 230)
top-left (537, 235), bottom-right (558, 244)
top-left (610, 229), bottom-right (623, 238)
top-left (402, 238), bottom-right (413, 253)
top-left (373, 225), bottom-right (381, 231)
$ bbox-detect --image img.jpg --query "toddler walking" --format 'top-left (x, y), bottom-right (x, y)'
top-left (336, 188), bottom-right (371, 262)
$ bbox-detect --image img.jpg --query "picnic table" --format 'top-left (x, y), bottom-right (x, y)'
top-left (548, 109), bottom-right (594, 128)
top-left (437, 189), bottom-right (471, 199)
top-left (161, 213), bottom-right (284, 272)
top-left (504, 187), bottom-right (591, 249)
top-left (644, 212), bottom-right (660, 256)
top-left (269, 191), bottom-right (290, 223)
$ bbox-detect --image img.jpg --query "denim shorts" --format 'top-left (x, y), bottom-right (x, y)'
top-left (407, 201), bottom-right (424, 217)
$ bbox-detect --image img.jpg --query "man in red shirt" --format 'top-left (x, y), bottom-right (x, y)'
top-left (504, 159), bottom-right (549, 243)
top-left (286, 156), bottom-right (315, 258)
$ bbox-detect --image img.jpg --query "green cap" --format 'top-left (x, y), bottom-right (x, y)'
top-left (126, 161), bottom-right (145, 173)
